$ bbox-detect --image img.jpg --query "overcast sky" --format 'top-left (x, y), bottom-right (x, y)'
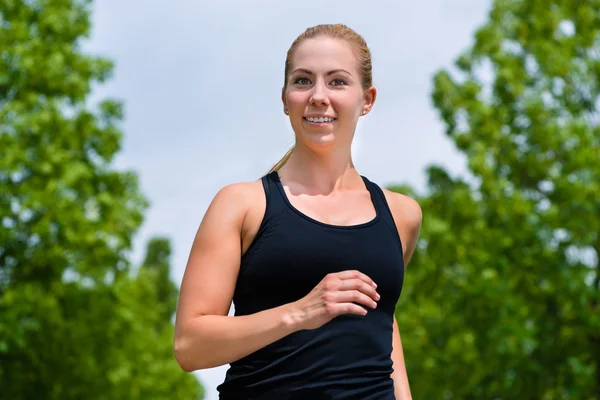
top-left (86, 1), bottom-right (491, 398)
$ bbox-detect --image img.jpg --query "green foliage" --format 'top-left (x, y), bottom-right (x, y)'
top-left (395, 0), bottom-right (600, 398)
top-left (0, 1), bottom-right (203, 398)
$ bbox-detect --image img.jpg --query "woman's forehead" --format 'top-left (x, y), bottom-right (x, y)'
top-left (291, 38), bottom-right (358, 74)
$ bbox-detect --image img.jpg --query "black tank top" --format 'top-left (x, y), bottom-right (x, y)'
top-left (217, 171), bottom-right (405, 399)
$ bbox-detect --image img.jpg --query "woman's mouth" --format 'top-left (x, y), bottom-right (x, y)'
top-left (303, 116), bottom-right (337, 124)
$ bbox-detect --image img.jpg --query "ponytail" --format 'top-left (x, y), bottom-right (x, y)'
top-left (268, 145), bottom-right (294, 174)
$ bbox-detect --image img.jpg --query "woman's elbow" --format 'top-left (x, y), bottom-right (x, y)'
top-left (173, 336), bottom-right (197, 372)
top-left (173, 333), bottom-right (219, 372)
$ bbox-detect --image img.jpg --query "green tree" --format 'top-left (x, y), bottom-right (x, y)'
top-left (104, 238), bottom-right (204, 399)
top-left (0, 0), bottom-right (202, 398)
top-left (395, 0), bottom-right (600, 398)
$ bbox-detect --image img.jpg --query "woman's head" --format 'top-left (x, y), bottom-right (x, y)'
top-left (271, 24), bottom-right (376, 173)
top-left (283, 24), bottom-right (373, 91)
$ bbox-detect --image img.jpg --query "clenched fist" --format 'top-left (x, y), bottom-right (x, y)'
top-left (286, 270), bottom-right (380, 331)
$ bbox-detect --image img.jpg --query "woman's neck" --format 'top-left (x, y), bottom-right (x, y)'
top-left (278, 145), bottom-right (363, 193)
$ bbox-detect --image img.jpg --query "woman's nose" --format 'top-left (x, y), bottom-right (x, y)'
top-left (309, 81), bottom-right (330, 106)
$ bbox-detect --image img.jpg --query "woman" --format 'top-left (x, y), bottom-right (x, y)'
top-left (174, 24), bottom-right (422, 399)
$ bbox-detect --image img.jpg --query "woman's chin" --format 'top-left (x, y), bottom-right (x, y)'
top-left (297, 132), bottom-right (348, 154)
top-left (302, 131), bottom-right (336, 146)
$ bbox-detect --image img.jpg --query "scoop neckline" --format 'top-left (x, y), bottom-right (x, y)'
top-left (272, 171), bottom-right (381, 230)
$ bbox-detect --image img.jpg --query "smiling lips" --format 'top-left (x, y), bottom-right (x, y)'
top-left (303, 116), bottom-right (337, 123)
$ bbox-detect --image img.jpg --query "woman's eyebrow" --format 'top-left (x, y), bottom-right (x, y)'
top-left (291, 68), bottom-right (352, 76)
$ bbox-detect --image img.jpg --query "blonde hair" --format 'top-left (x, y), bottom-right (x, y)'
top-left (268, 24), bottom-right (373, 174)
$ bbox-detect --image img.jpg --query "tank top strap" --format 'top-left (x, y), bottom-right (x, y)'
top-left (260, 171), bottom-right (289, 217)
top-left (361, 175), bottom-right (404, 251)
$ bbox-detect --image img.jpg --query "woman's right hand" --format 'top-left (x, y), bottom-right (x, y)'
top-left (286, 270), bottom-right (380, 331)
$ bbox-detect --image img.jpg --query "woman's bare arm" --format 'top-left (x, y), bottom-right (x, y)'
top-left (173, 182), bottom-right (299, 371)
top-left (391, 317), bottom-right (411, 399)
top-left (384, 189), bottom-right (422, 400)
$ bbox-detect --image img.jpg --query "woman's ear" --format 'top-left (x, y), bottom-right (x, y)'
top-left (282, 88), bottom-right (288, 115)
top-left (362, 85), bottom-right (377, 115)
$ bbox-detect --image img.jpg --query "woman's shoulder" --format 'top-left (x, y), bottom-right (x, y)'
top-left (379, 187), bottom-right (422, 262)
top-left (213, 179), bottom-right (264, 200)
top-left (205, 179), bottom-right (266, 227)
top-left (380, 188), bottom-right (422, 227)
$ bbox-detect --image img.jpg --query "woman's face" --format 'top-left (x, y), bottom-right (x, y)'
top-left (283, 37), bottom-right (375, 152)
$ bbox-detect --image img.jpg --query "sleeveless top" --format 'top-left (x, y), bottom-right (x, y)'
top-left (217, 171), bottom-right (405, 400)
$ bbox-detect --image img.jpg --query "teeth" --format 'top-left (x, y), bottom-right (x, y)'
top-left (306, 117), bottom-right (335, 123)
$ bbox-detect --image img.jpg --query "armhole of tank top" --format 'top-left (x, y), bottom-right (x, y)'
top-left (370, 182), bottom-right (405, 258)
top-left (240, 176), bottom-right (271, 264)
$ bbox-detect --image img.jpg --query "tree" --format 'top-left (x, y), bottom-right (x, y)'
top-left (103, 238), bottom-right (204, 399)
top-left (0, 0), bottom-right (203, 398)
top-left (394, 0), bottom-right (600, 398)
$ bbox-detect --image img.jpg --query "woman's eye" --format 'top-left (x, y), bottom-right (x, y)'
top-left (331, 79), bottom-right (347, 87)
top-left (294, 77), bottom-right (311, 85)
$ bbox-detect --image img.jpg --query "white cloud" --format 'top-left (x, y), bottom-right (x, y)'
top-left (86, 1), bottom-right (491, 398)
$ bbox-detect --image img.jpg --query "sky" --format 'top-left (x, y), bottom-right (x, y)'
top-left (86, 1), bottom-right (491, 398)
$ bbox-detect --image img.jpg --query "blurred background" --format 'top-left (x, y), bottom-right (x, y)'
top-left (1, 0), bottom-right (599, 399)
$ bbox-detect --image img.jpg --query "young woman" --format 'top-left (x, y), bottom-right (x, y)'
top-left (174, 24), bottom-right (422, 399)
